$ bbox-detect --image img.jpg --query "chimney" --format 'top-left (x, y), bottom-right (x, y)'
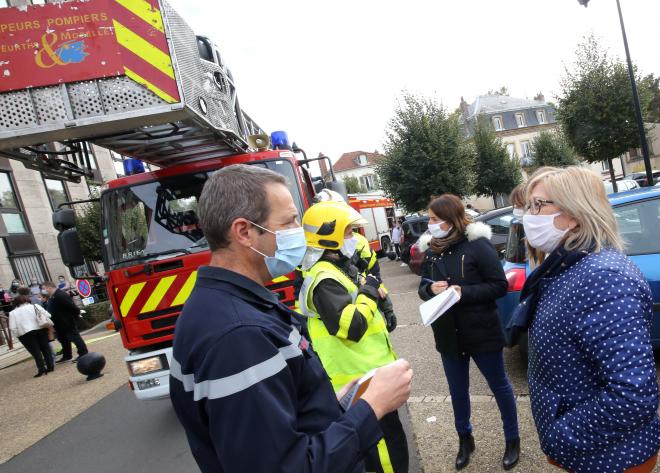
top-left (318, 152), bottom-right (329, 179)
top-left (534, 92), bottom-right (545, 103)
top-left (459, 96), bottom-right (469, 116)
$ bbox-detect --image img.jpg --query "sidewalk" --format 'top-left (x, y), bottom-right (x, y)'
top-left (0, 321), bottom-right (113, 370)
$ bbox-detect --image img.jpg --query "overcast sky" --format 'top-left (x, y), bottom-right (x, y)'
top-left (168, 0), bottom-right (659, 167)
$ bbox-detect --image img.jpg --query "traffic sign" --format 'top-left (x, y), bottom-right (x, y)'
top-left (76, 279), bottom-right (92, 298)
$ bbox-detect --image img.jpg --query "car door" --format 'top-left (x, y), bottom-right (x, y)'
top-left (612, 196), bottom-right (660, 347)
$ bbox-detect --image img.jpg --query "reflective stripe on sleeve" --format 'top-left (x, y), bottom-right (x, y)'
top-left (171, 328), bottom-right (302, 401)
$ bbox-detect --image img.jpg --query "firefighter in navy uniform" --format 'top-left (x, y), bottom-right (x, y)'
top-left (169, 164), bottom-right (413, 473)
top-left (298, 201), bottom-right (409, 473)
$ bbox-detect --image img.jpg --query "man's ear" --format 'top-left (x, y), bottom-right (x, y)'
top-left (230, 218), bottom-right (255, 248)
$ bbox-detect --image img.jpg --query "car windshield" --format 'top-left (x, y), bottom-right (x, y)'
top-left (102, 160), bottom-right (304, 269)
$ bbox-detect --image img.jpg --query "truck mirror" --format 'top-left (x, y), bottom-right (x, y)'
top-left (53, 208), bottom-right (76, 231)
top-left (325, 181), bottom-right (348, 201)
top-left (57, 228), bottom-right (85, 267)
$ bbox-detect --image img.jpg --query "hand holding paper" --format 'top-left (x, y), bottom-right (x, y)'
top-left (419, 286), bottom-right (461, 326)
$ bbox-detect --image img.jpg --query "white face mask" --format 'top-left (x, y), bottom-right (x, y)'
top-left (428, 222), bottom-right (452, 239)
top-left (340, 236), bottom-right (359, 258)
top-left (512, 208), bottom-right (525, 219)
top-left (522, 213), bottom-right (568, 253)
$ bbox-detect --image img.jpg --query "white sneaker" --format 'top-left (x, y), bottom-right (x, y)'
top-left (400, 262), bottom-right (407, 267)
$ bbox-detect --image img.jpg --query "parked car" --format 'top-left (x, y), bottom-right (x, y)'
top-left (624, 170), bottom-right (660, 187)
top-left (399, 215), bottom-right (428, 264)
top-left (407, 206), bottom-right (514, 275)
top-left (497, 187), bottom-right (660, 361)
top-left (603, 179), bottom-right (640, 194)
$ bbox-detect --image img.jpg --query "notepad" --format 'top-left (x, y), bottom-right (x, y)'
top-left (419, 286), bottom-right (461, 326)
top-left (338, 368), bottom-right (377, 411)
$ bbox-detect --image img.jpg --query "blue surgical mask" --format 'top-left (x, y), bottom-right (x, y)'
top-left (249, 222), bottom-right (307, 278)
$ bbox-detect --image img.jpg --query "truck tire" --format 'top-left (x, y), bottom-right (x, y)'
top-left (378, 236), bottom-right (392, 259)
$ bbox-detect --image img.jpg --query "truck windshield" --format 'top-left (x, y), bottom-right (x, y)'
top-left (102, 160), bottom-right (304, 269)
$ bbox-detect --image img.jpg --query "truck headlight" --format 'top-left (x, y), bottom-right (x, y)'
top-left (128, 356), bottom-right (164, 376)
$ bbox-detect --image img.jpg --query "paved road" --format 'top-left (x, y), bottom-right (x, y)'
top-left (1, 387), bottom-right (196, 473)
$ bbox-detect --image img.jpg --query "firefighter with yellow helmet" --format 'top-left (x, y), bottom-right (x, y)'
top-left (299, 200), bottom-right (408, 473)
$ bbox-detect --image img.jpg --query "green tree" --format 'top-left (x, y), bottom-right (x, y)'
top-left (343, 175), bottom-right (366, 194)
top-left (472, 116), bottom-right (521, 207)
top-left (557, 35), bottom-right (652, 177)
top-left (530, 129), bottom-right (579, 169)
top-left (76, 193), bottom-right (102, 262)
top-left (377, 93), bottom-right (474, 212)
top-left (641, 73), bottom-right (660, 123)
top-left (486, 86), bottom-right (509, 96)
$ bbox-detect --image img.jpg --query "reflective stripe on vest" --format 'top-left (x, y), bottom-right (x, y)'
top-left (298, 260), bottom-right (396, 391)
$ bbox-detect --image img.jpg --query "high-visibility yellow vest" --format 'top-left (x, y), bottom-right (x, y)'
top-left (354, 232), bottom-right (377, 272)
top-left (298, 260), bottom-right (397, 391)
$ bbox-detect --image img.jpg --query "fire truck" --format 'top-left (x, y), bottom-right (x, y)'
top-left (348, 194), bottom-right (396, 256)
top-left (0, 0), bottom-right (342, 399)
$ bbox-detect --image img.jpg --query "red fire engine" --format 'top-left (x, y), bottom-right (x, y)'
top-left (348, 194), bottom-right (397, 255)
top-left (0, 0), bottom-right (342, 399)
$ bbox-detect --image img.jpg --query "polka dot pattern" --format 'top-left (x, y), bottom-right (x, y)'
top-left (528, 248), bottom-right (660, 472)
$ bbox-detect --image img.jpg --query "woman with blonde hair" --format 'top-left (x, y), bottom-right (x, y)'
top-left (514, 166), bottom-right (660, 472)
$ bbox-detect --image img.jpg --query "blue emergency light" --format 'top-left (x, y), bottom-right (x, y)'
top-left (270, 131), bottom-right (291, 150)
top-left (123, 158), bottom-right (145, 175)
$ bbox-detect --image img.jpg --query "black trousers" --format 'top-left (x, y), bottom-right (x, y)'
top-left (365, 410), bottom-right (409, 473)
top-left (58, 327), bottom-right (88, 359)
top-left (393, 243), bottom-right (401, 259)
top-left (19, 328), bottom-right (53, 373)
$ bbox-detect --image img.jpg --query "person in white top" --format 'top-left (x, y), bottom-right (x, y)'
top-left (391, 221), bottom-right (403, 261)
top-left (9, 294), bottom-right (54, 377)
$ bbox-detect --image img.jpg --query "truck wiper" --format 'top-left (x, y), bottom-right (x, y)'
top-left (186, 237), bottom-right (208, 251)
top-left (115, 248), bottom-right (191, 267)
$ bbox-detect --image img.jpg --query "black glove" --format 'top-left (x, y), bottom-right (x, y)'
top-left (364, 275), bottom-right (381, 289)
top-left (358, 275), bottom-right (380, 301)
top-left (385, 312), bottom-right (397, 332)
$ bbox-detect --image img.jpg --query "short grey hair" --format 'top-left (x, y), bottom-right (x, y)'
top-left (199, 164), bottom-right (288, 250)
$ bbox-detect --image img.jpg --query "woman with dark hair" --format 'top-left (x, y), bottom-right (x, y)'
top-left (418, 194), bottom-right (519, 470)
top-left (8, 294), bottom-right (54, 377)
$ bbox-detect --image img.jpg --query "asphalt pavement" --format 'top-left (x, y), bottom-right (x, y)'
top-left (1, 387), bottom-right (196, 473)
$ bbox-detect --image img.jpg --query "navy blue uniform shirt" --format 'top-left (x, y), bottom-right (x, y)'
top-left (170, 266), bottom-right (382, 473)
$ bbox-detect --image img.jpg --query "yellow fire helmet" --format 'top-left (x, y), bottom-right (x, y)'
top-left (302, 201), bottom-right (367, 250)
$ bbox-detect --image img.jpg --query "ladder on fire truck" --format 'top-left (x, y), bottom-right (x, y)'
top-left (0, 0), bottom-right (263, 182)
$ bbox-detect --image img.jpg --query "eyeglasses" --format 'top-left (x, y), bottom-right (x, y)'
top-left (525, 198), bottom-right (555, 215)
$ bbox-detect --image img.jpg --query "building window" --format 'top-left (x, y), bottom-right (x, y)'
top-left (360, 175), bottom-right (375, 191)
top-left (43, 177), bottom-right (70, 211)
top-left (492, 116), bottom-right (503, 131)
top-left (357, 154), bottom-right (368, 166)
top-left (521, 141), bottom-right (531, 158)
top-left (9, 253), bottom-right (49, 285)
top-left (536, 109), bottom-right (546, 124)
top-left (0, 172), bottom-right (28, 234)
top-left (506, 144), bottom-right (516, 159)
top-left (515, 113), bottom-right (526, 128)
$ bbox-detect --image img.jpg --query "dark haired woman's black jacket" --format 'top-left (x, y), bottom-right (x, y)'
top-left (418, 222), bottom-right (507, 356)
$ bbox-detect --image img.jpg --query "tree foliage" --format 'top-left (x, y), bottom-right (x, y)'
top-left (343, 175), bottom-right (367, 194)
top-left (377, 93), bottom-right (474, 212)
top-left (471, 116), bottom-right (521, 204)
top-left (76, 191), bottom-right (103, 262)
top-left (530, 129), bottom-right (579, 169)
top-left (486, 86), bottom-right (509, 96)
top-left (557, 35), bottom-right (653, 163)
top-left (641, 73), bottom-right (660, 123)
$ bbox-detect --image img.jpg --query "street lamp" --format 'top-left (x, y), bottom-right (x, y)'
top-left (578, 0), bottom-right (654, 186)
